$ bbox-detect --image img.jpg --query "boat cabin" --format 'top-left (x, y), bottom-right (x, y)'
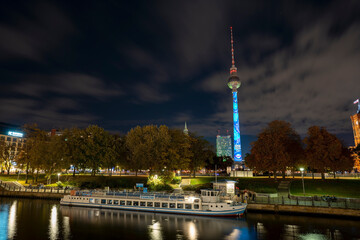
top-left (200, 189), bottom-right (220, 203)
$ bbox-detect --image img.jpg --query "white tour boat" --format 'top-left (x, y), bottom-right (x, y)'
top-left (60, 188), bottom-right (247, 217)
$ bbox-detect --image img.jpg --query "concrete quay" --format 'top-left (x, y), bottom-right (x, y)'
top-left (247, 203), bottom-right (360, 218)
top-left (0, 188), bottom-right (65, 200)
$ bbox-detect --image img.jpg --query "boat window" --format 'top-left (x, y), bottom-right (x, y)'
top-left (114, 200), bottom-right (119, 205)
top-left (221, 206), bottom-right (223, 208)
top-left (201, 191), bottom-right (205, 196)
top-left (101, 199), bottom-right (106, 204)
top-left (108, 200), bottom-right (112, 204)
top-left (127, 201), bottom-right (132, 206)
top-left (194, 204), bottom-right (199, 209)
top-left (155, 202), bottom-right (160, 207)
top-left (169, 203), bottom-right (175, 208)
top-left (140, 202), bottom-right (146, 207)
top-left (147, 202), bottom-right (153, 207)
top-left (194, 199), bottom-right (199, 203)
top-left (162, 203), bottom-right (168, 208)
top-left (211, 192), bottom-right (214, 196)
top-left (133, 201), bottom-right (139, 206)
top-left (120, 201), bottom-right (125, 205)
top-left (185, 204), bottom-right (192, 209)
top-left (177, 204), bottom-right (184, 209)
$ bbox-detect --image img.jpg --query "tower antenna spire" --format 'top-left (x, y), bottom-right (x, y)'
top-left (230, 26), bottom-right (235, 67)
top-left (229, 27), bottom-right (237, 75)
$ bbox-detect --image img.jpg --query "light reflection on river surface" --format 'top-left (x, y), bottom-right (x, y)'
top-left (0, 198), bottom-right (359, 240)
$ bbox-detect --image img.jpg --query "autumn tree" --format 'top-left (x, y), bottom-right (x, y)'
top-left (246, 120), bottom-right (303, 180)
top-left (352, 144), bottom-right (360, 172)
top-left (62, 128), bottom-right (87, 176)
top-left (304, 126), bottom-right (353, 179)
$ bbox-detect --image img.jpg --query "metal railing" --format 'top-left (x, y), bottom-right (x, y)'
top-left (249, 195), bottom-right (360, 210)
top-left (0, 180), bottom-right (71, 194)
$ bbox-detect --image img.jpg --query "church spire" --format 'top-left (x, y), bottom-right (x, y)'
top-left (183, 122), bottom-right (189, 135)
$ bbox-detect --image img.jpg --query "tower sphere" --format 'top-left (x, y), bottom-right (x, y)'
top-left (228, 74), bottom-right (241, 90)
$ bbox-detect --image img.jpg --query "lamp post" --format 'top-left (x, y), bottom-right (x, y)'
top-left (57, 173), bottom-right (61, 182)
top-left (300, 168), bottom-right (305, 196)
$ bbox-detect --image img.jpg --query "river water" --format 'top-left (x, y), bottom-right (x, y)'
top-left (0, 198), bottom-right (359, 240)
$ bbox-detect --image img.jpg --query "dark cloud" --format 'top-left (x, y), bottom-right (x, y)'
top-left (14, 73), bottom-right (123, 99)
top-left (199, 14), bottom-right (360, 139)
top-left (0, 0), bottom-right (359, 149)
top-left (0, 2), bottom-right (75, 61)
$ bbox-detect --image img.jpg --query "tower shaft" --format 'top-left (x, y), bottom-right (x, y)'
top-left (232, 91), bottom-right (242, 161)
top-left (227, 27), bottom-right (243, 163)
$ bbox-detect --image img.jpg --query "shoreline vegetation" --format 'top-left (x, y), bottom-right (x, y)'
top-left (1, 174), bottom-right (359, 198)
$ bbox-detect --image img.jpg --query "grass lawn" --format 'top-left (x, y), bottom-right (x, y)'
top-left (290, 179), bottom-right (360, 198)
top-left (236, 178), bottom-right (279, 193)
top-left (0, 174), bottom-right (148, 189)
top-left (183, 176), bottom-right (279, 193)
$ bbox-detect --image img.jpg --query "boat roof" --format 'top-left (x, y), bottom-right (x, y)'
top-left (212, 179), bottom-right (237, 183)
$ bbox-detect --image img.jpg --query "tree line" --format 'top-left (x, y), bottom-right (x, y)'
top-left (0, 124), bottom-right (224, 183)
top-left (245, 120), bottom-right (355, 180)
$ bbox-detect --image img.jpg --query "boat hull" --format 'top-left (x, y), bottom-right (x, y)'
top-left (60, 200), bottom-right (246, 217)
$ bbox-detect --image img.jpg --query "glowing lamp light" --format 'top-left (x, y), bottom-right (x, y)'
top-left (300, 168), bottom-right (304, 172)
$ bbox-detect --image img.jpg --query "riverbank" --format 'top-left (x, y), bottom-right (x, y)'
top-left (247, 203), bottom-right (360, 218)
top-left (1, 185), bottom-right (360, 219)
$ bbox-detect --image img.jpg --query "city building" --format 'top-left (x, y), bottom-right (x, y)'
top-left (216, 134), bottom-right (232, 158)
top-left (0, 122), bottom-right (26, 171)
top-left (227, 27), bottom-right (243, 163)
top-left (351, 113), bottom-right (360, 147)
top-left (351, 99), bottom-right (360, 147)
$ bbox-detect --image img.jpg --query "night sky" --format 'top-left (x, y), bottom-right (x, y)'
top-left (0, 0), bottom-right (359, 152)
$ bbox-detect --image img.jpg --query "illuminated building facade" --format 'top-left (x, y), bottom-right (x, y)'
top-left (216, 135), bottom-right (232, 158)
top-left (227, 27), bottom-right (243, 162)
top-left (0, 123), bottom-right (25, 170)
top-left (351, 113), bottom-right (360, 147)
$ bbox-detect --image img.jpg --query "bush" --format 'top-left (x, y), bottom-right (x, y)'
top-left (148, 183), bottom-right (173, 191)
top-left (56, 181), bottom-right (64, 188)
top-left (171, 176), bottom-right (181, 185)
top-left (160, 171), bottom-right (175, 184)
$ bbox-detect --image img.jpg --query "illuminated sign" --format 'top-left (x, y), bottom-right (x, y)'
top-left (8, 131), bottom-right (23, 138)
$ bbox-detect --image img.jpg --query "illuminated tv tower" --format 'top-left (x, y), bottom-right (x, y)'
top-left (227, 27), bottom-right (243, 162)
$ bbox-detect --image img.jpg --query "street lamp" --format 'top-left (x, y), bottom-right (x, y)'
top-left (57, 173), bottom-right (61, 182)
top-left (300, 168), bottom-right (305, 196)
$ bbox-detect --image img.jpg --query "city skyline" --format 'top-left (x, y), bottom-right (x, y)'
top-left (0, 1), bottom-right (359, 149)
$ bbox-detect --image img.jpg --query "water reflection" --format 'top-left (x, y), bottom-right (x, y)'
top-left (0, 198), bottom-right (359, 240)
top-left (186, 221), bottom-right (198, 240)
top-left (63, 216), bottom-right (71, 240)
top-left (148, 220), bottom-right (163, 240)
top-left (8, 201), bottom-right (17, 239)
top-left (60, 206), bottom-right (251, 239)
top-left (49, 205), bottom-right (58, 240)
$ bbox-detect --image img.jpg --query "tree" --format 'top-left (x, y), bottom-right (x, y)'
top-left (0, 139), bottom-right (14, 175)
top-left (62, 128), bottom-right (87, 176)
top-left (246, 120), bottom-right (303, 180)
top-left (304, 126), bottom-right (352, 179)
top-left (167, 129), bottom-right (192, 171)
top-left (84, 125), bottom-right (108, 176)
top-left (352, 144), bottom-right (360, 172)
top-left (188, 134), bottom-right (214, 177)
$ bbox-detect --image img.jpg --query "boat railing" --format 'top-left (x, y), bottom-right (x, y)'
top-left (73, 190), bottom-right (200, 202)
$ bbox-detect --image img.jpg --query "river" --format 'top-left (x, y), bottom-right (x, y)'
top-left (0, 198), bottom-right (359, 240)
